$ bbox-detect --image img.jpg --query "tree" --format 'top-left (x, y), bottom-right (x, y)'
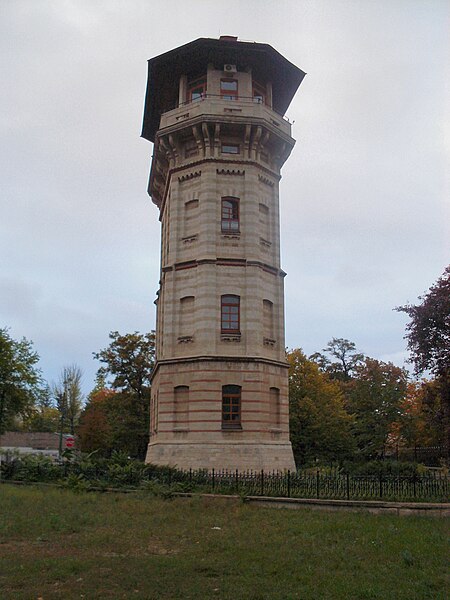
top-left (90, 331), bottom-right (156, 459)
top-left (93, 331), bottom-right (155, 402)
top-left (396, 265), bottom-right (450, 454)
top-left (387, 379), bottom-right (446, 453)
top-left (0, 328), bottom-right (43, 434)
top-left (53, 365), bottom-right (84, 435)
top-left (310, 338), bottom-right (364, 381)
top-left (396, 265), bottom-right (449, 378)
top-left (346, 358), bottom-right (408, 459)
top-left (288, 349), bottom-right (355, 465)
top-left (77, 388), bottom-right (114, 455)
top-left (20, 386), bottom-right (60, 432)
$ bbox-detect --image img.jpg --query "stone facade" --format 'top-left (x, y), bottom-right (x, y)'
top-left (142, 37), bottom-right (305, 471)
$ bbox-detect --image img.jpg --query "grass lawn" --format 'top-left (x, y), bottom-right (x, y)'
top-left (0, 484), bottom-right (448, 600)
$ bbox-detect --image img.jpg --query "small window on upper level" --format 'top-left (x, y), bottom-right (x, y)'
top-left (253, 81), bottom-right (266, 104)
top-left (263, 299), bottom-right (274, 339)
top-left (187, 76), bottom-right (206, 102)
top-left (221, 144), bottom-right (240, 154)
top-left (221, 295), bottom-right (240, 333)
top-left (221, 197), bottom-right (239, 233)
top-left (220, 78), bottom-right (238, 101)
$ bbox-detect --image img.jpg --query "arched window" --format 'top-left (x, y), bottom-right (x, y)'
top-left (269, 387), bottom-right (281, 427)
top-left (263, 299), bottom-right (274, 340)
top-left (179, 296), bottom-right (195, 337)
top-left (221, 295), bottom-right (240, 333)
top-left (222, 385), bottom-right (242, 429)
top-left (221, 197), bottom-right (239, 232)
top-left (174, 385), bottom-right (189, 427)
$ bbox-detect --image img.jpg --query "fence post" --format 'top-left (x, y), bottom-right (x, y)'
top-left (413, 472), bottom-right (416, 498)
top-left (212, 468), bottom-right (215, 493)
top-left (379, 473), bottom-right (383, 499)
top-left (287, 470), bottom-right (291, 498)
top-left (346, 473), bottom-right (350, 500)
top-left (235, 469), bottom-right (239, 494)
top-left (260, 469), bottom-right (264, 496)
top-left (189, 468), bottom-right (192, 484)
top-left (316, 470), bottom-right (320, 498)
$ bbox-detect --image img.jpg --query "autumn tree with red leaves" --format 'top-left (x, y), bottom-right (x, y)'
top-left (396, 265), bottom-right (450, 456)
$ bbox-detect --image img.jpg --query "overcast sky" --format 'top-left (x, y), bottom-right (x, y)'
top-left (1, 0), bottom-right (449, 394)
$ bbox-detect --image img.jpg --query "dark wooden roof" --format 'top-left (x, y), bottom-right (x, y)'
top-left (141, 37), bottom-right (306, 142)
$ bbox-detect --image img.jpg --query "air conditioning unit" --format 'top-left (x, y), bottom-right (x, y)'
top-left (223, 64), bottom-right (237, 74)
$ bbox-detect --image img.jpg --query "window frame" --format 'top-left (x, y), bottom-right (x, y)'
top-left (220, 78), bottom-right (238, 101)
top-left (221, 294), bottom-right (240, 334)
top-left (252, 80), bottom-right (266, 104)
top-left (222, 385), bottom-right (242, 429)
top-left (221, 144), bottom-right (240, 154)
top-left (221, 197), bottom-right (240, 233)
top-left (187, 76), bottom-right (206, 103)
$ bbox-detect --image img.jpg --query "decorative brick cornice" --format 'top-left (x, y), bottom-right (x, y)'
top-left (167, 257), bottom-right (283, 276)
top-left (216, 168), bottom-right (245, 176)
top-left (258, 174), bottom-right (275, 187)
top-left (151, 355), bottom-right (290, 380)
top-left (178, 170), bottom-right (201, 182)
top-left (156, 158), bottom-right (281, 214)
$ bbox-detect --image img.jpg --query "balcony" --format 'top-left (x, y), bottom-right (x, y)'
top-left (159, 95), bottom-right (292, 137)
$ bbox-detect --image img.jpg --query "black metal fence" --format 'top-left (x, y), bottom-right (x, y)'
top-left (1, 457), bottom-right (447, 503)
top-left (169, 468), bottom-right (449, 503)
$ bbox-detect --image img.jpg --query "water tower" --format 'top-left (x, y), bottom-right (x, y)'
top-left (142, 36), bottom-right (305, 470)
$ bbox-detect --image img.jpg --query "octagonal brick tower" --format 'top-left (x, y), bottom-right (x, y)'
top-left (142, 36), bottom-right (305, 471)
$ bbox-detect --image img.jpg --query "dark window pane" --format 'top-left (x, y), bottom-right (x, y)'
top-left (222, 145), bottom-right (239, 154)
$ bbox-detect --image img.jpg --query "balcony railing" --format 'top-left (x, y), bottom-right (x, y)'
top-left (160, 93), bottom-right (291, 124)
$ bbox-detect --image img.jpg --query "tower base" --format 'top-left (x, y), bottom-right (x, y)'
top-left (145, 441), bottom-right (296, 472)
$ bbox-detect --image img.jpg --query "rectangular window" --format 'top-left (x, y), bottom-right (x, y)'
top-left (187, 77), bottom-right (206, 102)
top-left (253, 81), bottom-right (266, 104)
top-left (222, 385), bottom-right (241, 429)
top-left (221, 197), bottom-right (239, 233)
top-left (221, 295), bottom-right (240, 333)
top-left (221, 144), bottom-right (239, 154)
top-left (220, 78), bottom-right (238, 101)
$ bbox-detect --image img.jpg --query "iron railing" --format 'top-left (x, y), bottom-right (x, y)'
top-left (1, 458), bottom-right (448, 503)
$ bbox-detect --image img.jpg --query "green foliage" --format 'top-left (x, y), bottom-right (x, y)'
top-left (0, 328), bottom-right (43, 434)
top-left (309, 337), bottom-right (364, 381)
top-left (93, 331), bottom-right (155, 400)
top-left (287, 349), bottom-right (355, 465)
top-left (85, 331), bottom-right (156, 460)
top-left (1, 453), bottom-right (62, 482)
top-left (19, 387), bottom-right (60, 432)
top-left (342, 460), bottom-right (421, 477)
top-left (60, 472), bottom-right (91, 493)
top-left (346, 358), bottom-right (408, 459)
top-left (52, 365), bottom-right (84, 435)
